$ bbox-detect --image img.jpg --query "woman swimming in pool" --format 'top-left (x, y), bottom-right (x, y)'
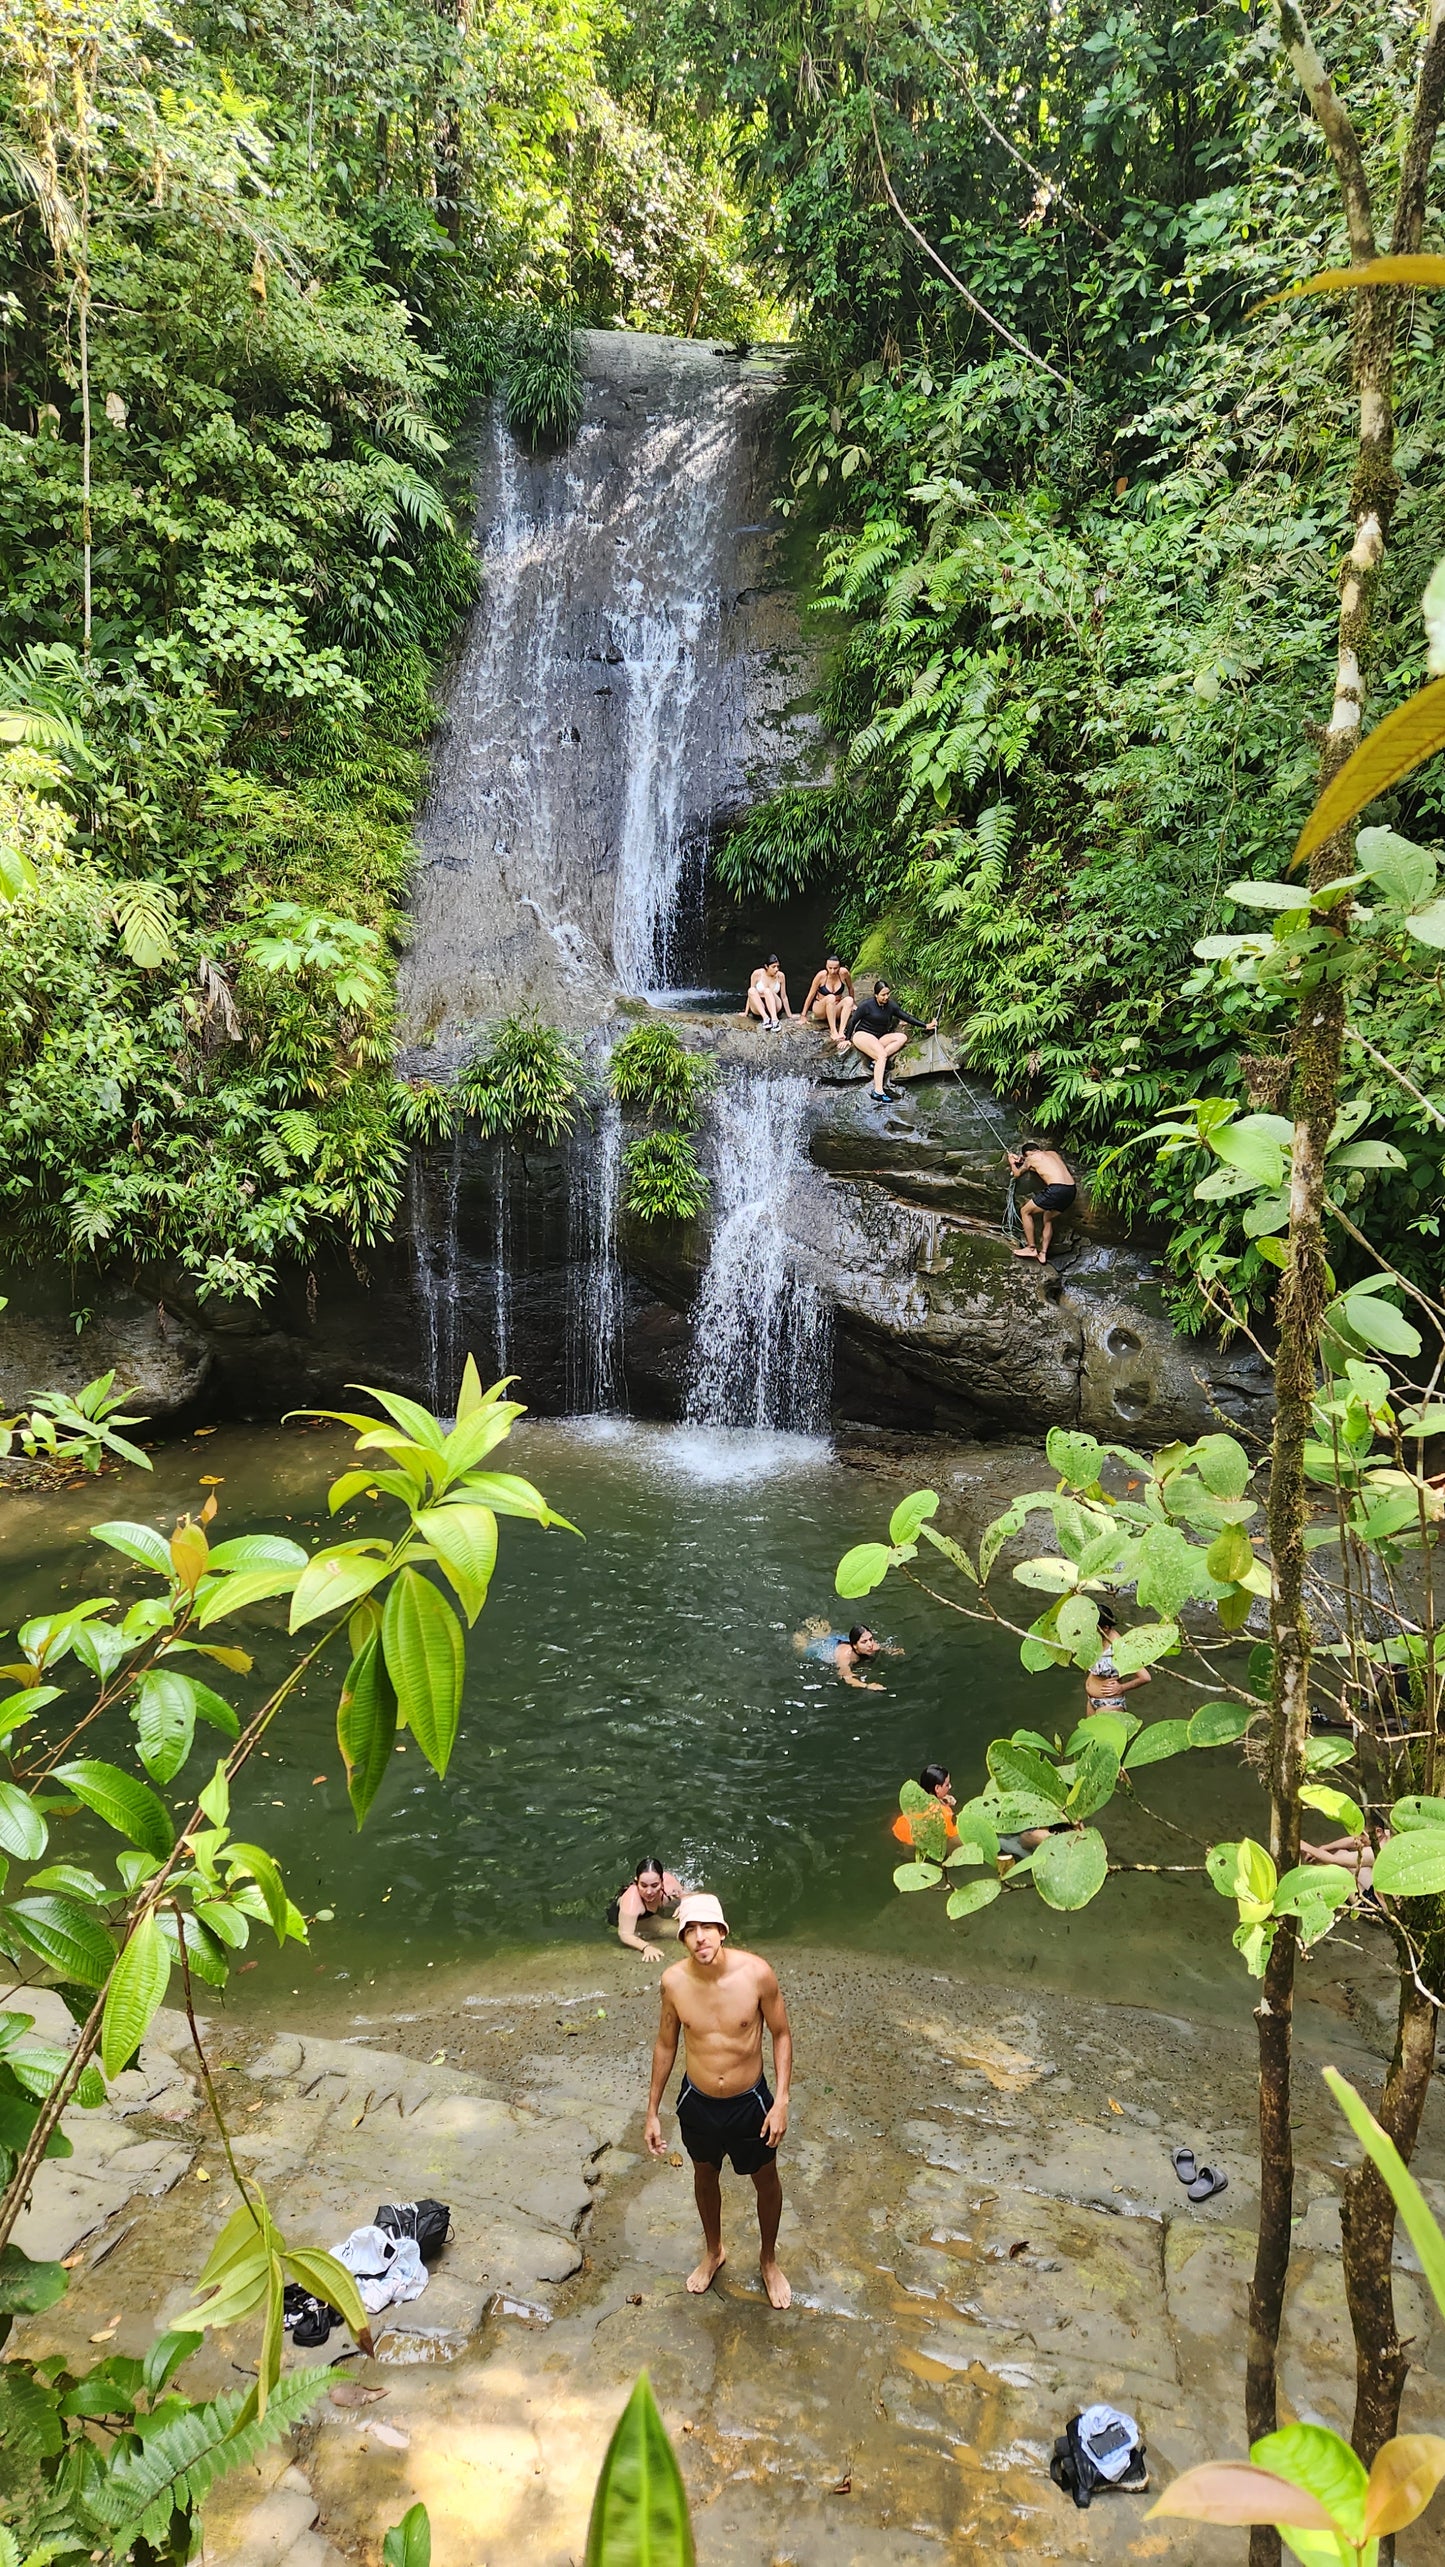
top-left (610, 1857), bottom-right (687, 1961)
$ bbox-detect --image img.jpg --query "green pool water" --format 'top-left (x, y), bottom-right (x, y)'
top-left (0, 1416), bottom-right (1372, 2025)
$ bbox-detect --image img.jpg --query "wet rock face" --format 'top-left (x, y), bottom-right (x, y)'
top-left (0, 1070), bottom-right (1274, 1446)
top-left (0, 1268), bottom-right (215, 1422)
top-left (621, 1067), bottom-right (1275, 1444)
top-left (400, 330), bottom-right (822, 1060)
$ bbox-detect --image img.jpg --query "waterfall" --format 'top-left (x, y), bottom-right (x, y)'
top-left (490, 1145), bottom-right (511, 1379)
top-left (686, 1076), bottom-right (832, 1432)
top-left (609, 431), bottom-right (717, 996)
top-left (408, 1136), bottom-right (462, 1413)
top-left (400, 333), bottom-right (808, 1049)
top-left (568, 1100), bottom-right (626, 1413)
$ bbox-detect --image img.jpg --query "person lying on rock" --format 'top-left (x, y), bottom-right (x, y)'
top-left (801, 954), bottom-right (855, 1052)
top-left (847, 979), bottom-right (937, 1103)
top-left (745, 955), bottom-right (792, 1028)
top-left (644, 1893), bottom-right (794, 2309)
top-left (1006, 1143), bottom-right (1078, 1261)
top-left (610, 1855), bottom-right (688, 1961)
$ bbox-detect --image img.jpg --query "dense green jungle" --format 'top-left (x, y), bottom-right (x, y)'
top-left (2, 0), bottom-right (1444, 1326)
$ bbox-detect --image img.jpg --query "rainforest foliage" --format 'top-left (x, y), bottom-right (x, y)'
top-left (0, 0), bottom-right (767, 1304)
top-left (695, 0), bottom-right (1445, 1322)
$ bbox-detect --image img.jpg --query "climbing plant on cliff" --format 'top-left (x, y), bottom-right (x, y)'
top-left (608, 1023), bottom-right (714, 1223)
top-left (0, 1362), bottom-right (573, 2555)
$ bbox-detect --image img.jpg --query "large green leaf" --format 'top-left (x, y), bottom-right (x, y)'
top-left (288, 1545), bottom-right (389, 1633)
top-left (1390, 1794), bottom-right (1445, 1833)
top-left (1030, 1828), bottom-right (1108, 1911)
top-left (1066, 1738), bottom-right (1120, 1819)
top-left (584, 2372), bottom-right (696, 2567)
top-left (1192, 1435), bottom-right (1252, 1501)
top-left (1252, 2425), bottom-right (1367, 2544)
top-left (1134, 1523), bottom-right (1209, 1617)
top-left (205, 1535), bottom-right (309, 1573)
top-left (90, 1520), bottom-right (172, 1573)
top-left (1188, 1702), bottom-right (1250, 1749)
top-left (55, 1758), bottom-right (174, 1857)
top-left (946, 1877), bottom-right (1002, 1920)
top-left (1123, 1717), bottom-right (1194, 1771)
top-left (383, 2507), bottom-right (432, 2567)
top-left (382, 1569), bottom-right (464, 1778)
top-left (888, 1490), bottom-right (939, 1546)
top-left (0, 1780), bottom-right (47, 1863)
top-left (156, 1907), bottom-right (230, 1989)
top-left (337, 1635), bottom-right (399, 1826)
top-left (102, 1912), bottom-right (172, 2078)
top-left (893, 1860), bottom-right (943, 1891)
top-left (835, 1541), bottom-right (893, 1598)
top-left (7, 1895), bottom-right (114, 1987)
top-left (1111, 1621), bottom-right (1180, 1674)
top-left (192, 1565), bottom-right (307, 1626)
top-left (987, 1740), bottom-right (1068, 1808)
top-left (1324, 2067), bottom-right (1445, 2323)
top-left (1372, 1830), bottom-right (1445, 1899)
top-left (1294, 674), bottom-right (1445, 866)
top-left (133, 1669), bottom-right (196, 1784)
top-left (0, 2243), bottom-right (68, 2314)
top-left (414, 1504), bottom-right (498, 1624)
top-left (1045, 1429), bottom-right (1105, 1489)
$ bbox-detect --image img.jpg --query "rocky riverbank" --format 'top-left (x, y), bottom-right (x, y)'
top-left (10, 1935), bottom-right (1445, 2567)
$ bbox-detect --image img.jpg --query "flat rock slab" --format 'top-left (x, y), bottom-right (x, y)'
top-left (11, 1947), bottom-right (1445, 2567)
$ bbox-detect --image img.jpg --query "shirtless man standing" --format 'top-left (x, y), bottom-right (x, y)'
top-left (1005, 1143), bottom-right (1078, 1263)
top-left (644, 1892), bottom-right (793, 2308)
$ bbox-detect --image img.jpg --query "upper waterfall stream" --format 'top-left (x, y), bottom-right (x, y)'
top-left (400, 331), bottom-right (813, 1049)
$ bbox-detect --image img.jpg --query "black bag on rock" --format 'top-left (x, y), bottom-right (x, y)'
top-left (376, 2199), bottom-right (451, 2260)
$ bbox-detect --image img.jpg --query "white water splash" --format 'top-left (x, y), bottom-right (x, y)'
top-left (686, 1076), bottom-right (832, 1432)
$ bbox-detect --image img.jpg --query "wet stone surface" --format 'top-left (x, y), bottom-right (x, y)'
top-left (10, 1943), bottom-right (1445, 2565)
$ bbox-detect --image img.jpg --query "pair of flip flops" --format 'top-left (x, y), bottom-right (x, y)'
top-left (1172, 2148), bottom-right (1228, 2202)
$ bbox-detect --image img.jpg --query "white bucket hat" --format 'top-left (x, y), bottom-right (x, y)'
top-left (676, 1892), bottom-right (729, 1941)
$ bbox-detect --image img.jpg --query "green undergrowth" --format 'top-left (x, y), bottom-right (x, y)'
top-left (608, 1024), bottom-right (714, 1222)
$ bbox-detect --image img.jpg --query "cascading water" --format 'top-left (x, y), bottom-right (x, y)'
top-left (686, 1075), bottom-right (832, 1432)
top-left (399, 332), bottom-right (809, 1050)
top-left (490, 1145), bottom-right (512, 1379)
top-left (408, 1138), bottom-right (462, 1413)
top-left (567, 1098), bottom-right (626, 1414)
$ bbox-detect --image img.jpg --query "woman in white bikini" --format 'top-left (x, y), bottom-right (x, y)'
top-left (745, 956), bottom-right (792, 1029)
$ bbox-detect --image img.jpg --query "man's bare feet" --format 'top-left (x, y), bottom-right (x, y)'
top-left (760, 2258), bottom-right (791, 2310)
top-left (1010, 1244), bottom-right (1038, 1259)
top-left (686, 2247), bottom-right (727, 2294)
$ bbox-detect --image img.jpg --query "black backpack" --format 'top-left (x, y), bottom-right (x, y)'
top-left (376, 2198), bottom-right (451, 2260)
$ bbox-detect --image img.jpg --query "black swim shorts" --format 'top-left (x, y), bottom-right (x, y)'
top-left (677, 2076), bottom-right (777, 2175)
top-left (1034, 1182), bottom-right (1077, 1212)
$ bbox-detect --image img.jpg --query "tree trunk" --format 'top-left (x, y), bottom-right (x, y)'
top-left (1341, 1966), bottom-right (1438, 2465)
top-left (1244, 16), bottom-right (1407, 2549)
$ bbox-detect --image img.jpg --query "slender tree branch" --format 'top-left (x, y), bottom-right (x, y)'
top-left (865, 88), bottom-right (1071, 388)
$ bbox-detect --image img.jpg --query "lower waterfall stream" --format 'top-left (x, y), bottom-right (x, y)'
top-left (686, 1074), bottom-right (832, 1433)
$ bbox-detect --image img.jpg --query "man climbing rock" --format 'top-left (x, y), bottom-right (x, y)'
top-left (1006, 1142), bottom-right (1078, 1263)
top-left (644, 1893), bottom-right (794, 2308)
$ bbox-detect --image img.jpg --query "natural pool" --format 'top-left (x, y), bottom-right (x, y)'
top-left (0, 1413), bottom-right (1374, 2026)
